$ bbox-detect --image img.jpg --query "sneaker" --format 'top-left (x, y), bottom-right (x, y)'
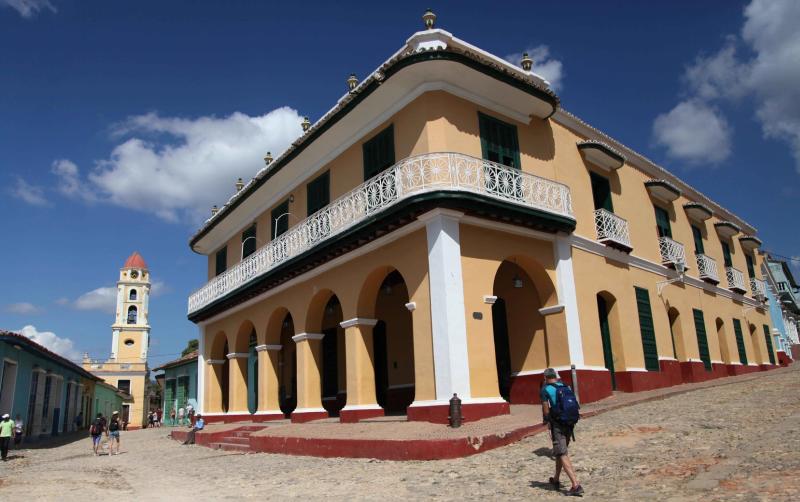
top-left (566, 485), bottom-right (584, 497)
top-left (549, 477), bottom-right (562, 490)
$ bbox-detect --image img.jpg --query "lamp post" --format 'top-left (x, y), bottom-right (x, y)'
top-left (273, 212), bottom-right (296, 240)
top-left (241, 236), bottom-right (261, 261)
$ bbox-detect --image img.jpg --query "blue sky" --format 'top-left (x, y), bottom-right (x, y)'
top-left (1, 0), bottom-right (798, 370)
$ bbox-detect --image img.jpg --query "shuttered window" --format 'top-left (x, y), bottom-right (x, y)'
top-left (691, 225), bottom-right (705, 255)
top-left (590, 172), bottom-right (614, 212)
top-left (722, 242), bottom-right (733, 268)
top-left (692, 309), bottom-right (712, 371)
top-left (634, 287), bottom-right (660, 371)
top-left (363, 125), bottom-right (395, 180)
top-left (654, 206), bottom-right (672, 238)
top-left (215, 247), bottom-right (227, 276)
top-left (306, 171), bottom-right (330, 216)
top-left (732, 318), bottom-right (748, 365)
top-left (763, 324), bottom-right (775, 365)
top-left (271, 200), bottom-right (290, 239)
top-left (746, 254), bottom-right (756, 278)
top-left (241, 224), bottom-right (256, 259)
top-left (479, 112), bottom-right (521, 169)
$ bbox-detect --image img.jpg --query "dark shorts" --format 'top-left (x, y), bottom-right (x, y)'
top-left (550, 422), bottom-right (571, 456)
top-left (91, 434), bottom-right (102, 446)
top-left (109, 431), bottom-right (120, 439)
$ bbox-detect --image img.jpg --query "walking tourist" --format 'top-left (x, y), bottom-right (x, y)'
top-left (0, 413), bottom-right (13, 461)
top-left (108, 411), bottom-right (121, 455)
top-left (156, 408), bottom-right (162, 427)
top-left (540, 368), bottom-right (583, 496)
top-left (90, 413), bottom-right (106, 455)
top-left (147, 410), bottom-right (154, 428)
top-left (182, 414), bottom-right (204, 445)
top-left (13, 414), bottom-right (24, 447)
top-left (178, 406), bottom-right (185, 425)
top-left (170, 409), bottom-right (176, 426)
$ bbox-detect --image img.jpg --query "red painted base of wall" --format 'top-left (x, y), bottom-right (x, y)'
top-left (726, 364), bottom-right (760, 376)
top-left (290, 410), bottom-right (329, 423)
top-left (339, 407), bottom-right (384, 423)
top-left (202, 413), bottom-right (255, 424)
top-left (252, 412), bottom-right (285, 422)
top-left (507, 369), bottom-right (612, 406)
top-left (791, 345), bottom-right (800, 360)
top-left (385, 386), bottom-right (415, 414)
top-left (679, 361), bottom-right (716, 383)
top-left (125, 425), bottom-right (143, 431)
top-left (614, 360), bottom-right (681, 393)
top-left (758, 364), bottom-right (779, 372)
top-left (407, 401), bottom-right (510, 424)
top-left (777, 351), bottom-right (792, 367)
top-left (710, 363), bottom-right (729, 380)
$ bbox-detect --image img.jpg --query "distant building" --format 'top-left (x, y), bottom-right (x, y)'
top-left (92, 380), bottom-right (131, 421)
top-left (83, 251), bottom-right (152, 429)
top-left (763, 256), bottom-right (800, 360)
top-left (154, 351), bottom-right (198, 425)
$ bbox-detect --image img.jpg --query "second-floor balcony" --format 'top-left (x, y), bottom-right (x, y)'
top-left (594, 208), bottom-right (632, 252)
top-left (750, 278), bottom-right (767, 299)
top-left (726, 266), bottom-right (747, 294)
top-left (188, 152), bottom-right (574, 315)
top-left (658, 236), bottom-right (687, 269)
top-left (695, 253), bottom-right (719, 284)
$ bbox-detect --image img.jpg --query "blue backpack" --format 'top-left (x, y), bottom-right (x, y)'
top-left (548, 383), bottom-right (581, 426)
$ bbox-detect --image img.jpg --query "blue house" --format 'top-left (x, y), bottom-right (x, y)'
top-left (763, 256), bottom-right (800, 361)
top-left (154, 350), bottom-right (198, 425)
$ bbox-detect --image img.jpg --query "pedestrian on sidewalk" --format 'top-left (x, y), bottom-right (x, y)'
top-left (169, 409), bottom-right (176, 426)
top-left (182, 414), bottom-right (204, 445)
top-left (540, 368), bottom-right (583, 497)
top-left (0, 413), bottom-right (13, 461)
top-left (13, 414), bottom-right (24, 448)
top-left (108, 411), bottom-right (121, 455)
top-left (90, 413), bottom-right (105, 456)
top-left (156, 408), bottom-right (162, 427)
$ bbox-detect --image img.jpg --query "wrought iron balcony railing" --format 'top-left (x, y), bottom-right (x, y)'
top-left (695, 253), bottom-right (719, 284)
top-left (750, 278), bottom-right (767, 299)
top-left (726, 266), bottom-right (747, 293)
top-left (188, 152), bottom-right (574, 314)
top-left (594, 208), bottom-right (632, 251)
top-left (658, 236), bottom-right (686, 268)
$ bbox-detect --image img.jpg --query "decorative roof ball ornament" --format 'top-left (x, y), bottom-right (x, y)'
top-left (347, 73), bottom-right (358, 92)
top-left (520, 52), bottom-right (533, 72)
top-left (302, 116), bottom-right (311, 132)
top-left (211, 205), bottom-right (219, 216)
top-left (235, 177), bottom-right (244, 192)
top-left (264, 151), bottom-right (273, 165)
top-left (422, 8), bottom-right (436, 30)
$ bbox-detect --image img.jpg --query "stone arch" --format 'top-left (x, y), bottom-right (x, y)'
top-left (277, 311), bottom-right (297, 416)
top-left (305, 289), bottom-right (346, 416)
top-left (206, 330), bottom-right (229, 413)
top-left (716, 318), bottom-right (731, 363)
top-left (596, 290), bottom-right (624, 391)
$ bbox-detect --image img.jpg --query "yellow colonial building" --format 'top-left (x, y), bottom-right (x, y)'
top-left (187, 13), bottom-right (778, 424)
top-left (83, 252), bottom-right (151, 428)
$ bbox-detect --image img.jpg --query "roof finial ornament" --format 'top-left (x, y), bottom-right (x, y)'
top-left (211, 205), bottom-right (219, 216)
top-left (302, 116), bottom-right (311, 132)
top-left (520, 52), bottom-right (533, 72)
top-left (422, 8), bottom-right (436, 30)
top-left (264, 152), bottom-right (273, 165)
top-left (235, 177), bottom-right (244, 192)
top-left (347, 73), bottom-right (358, 92)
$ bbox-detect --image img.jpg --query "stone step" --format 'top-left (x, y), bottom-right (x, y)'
top-left (210, 442), bottom-right (250, 453)
top-left (221, 436), bottom-right (250, 445)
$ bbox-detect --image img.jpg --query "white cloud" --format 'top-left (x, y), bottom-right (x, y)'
top-left (11, 177), bottom-right (49, 206)
top-left (16, 325), bottom-right (80, 362)
top-left (73, 286), bottom-right (116, 314)
top-left (55, 107), bottom-right (303, 223)
top-left (653, 100), bottom-right (732, 165)
top-left (1, 0), bottom-right (56, 18)
top-left (684, 37), bottom-right (749, 101)
top-left (504, 45), bottom-right (564, 92)
top-left (4, 302), bottom-right (42, 315)
top-left (150, 280), bottom-right (168, 296)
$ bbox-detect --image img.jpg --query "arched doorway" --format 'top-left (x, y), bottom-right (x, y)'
top-left (206, 331), bottom-right (229, 413)
top-left (596, 292), bottom-right (619, 390)
top-left (321, 295), bottom-right (345, 416)
top-left (278, 313), bottom-right (297, 416)
top-left (716, 318), bottom-right (730, 363)
top-left (668, 308), bottom-right (682, 360)
top-left (247, 331), bottom-right (258, 414)
top-left (221, 340), bottom-right (230, 412)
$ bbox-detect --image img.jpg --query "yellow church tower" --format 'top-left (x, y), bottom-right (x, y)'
top-left (83, 251), bottom-right (151, 428)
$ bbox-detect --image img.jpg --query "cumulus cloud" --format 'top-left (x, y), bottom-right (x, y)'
top-left (1, 0), bottom-right (56, 18)
top-left (11, 177), bottom-right (49, 206)
top-left (4, 302), bottom-right (43, 315)
top-left (655, 0), bottom-right (800, 171)
top-left (504, 45), bottom-right (564, 92)
top-left (54, 107), bottom-right (303, 223)
top-left (72, 280), bottom-right (167, 314)
top-left (16, 325), bottom-right (80, 361)
top-left (653, 100), bottom-right (732, 165)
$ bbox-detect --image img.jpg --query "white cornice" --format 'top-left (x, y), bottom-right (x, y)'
top-left (292, 333), bottom-right (325, 343)
top-left (340, 318), bottom-right (378, 329)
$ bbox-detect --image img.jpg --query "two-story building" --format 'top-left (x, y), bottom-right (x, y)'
top-left (186, 13), bottom-right (779, 424)
top-left (763, 255), bottom-right (799, 361)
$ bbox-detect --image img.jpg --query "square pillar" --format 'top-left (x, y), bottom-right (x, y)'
top-left (339, 318), bottom-right (384, 423)
top-left (226, 352), bottom-right (249, 415)
top-left (291, 333), bottom-right (328, 423)
top-left (30, 370), bottom-right (45, 436)
top-left (553, 235), bottom-right (585, 367)
top-left (205, 359), bottom-right (225, 414)
top-left (254, 344), bottom-right (283, 420)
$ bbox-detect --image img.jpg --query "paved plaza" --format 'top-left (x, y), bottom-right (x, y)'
top-left (1, 364), bottom-right (798, 501)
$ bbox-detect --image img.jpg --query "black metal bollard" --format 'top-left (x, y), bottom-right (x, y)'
top-left (449, 393), bottom-right (462, 428)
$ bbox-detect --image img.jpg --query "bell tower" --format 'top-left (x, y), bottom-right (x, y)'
top-left (112, 251), bottom-right (151, 362)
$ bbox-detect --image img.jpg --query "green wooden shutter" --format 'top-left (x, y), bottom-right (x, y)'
top-left (722, 242), bottom-right (733, 267)
top-left (479, 112), bottom-right (521, 169)
top-left (590, 172), bottom-right (614, 212)
top-left (271, 200), bottom-right (290, 239)
top-left (654, 206), bottom-right (672, 238)
top-left (746, 255), bottom-right (756, 278)
top-left (634, 287), bottom-right (660, 371)
top-left (363, 125), bottom-right (395, 180)
top-left (692, 309), bottom-right (712, 371)
top-left (732, 318), bottom-right (748, 365)
top-left (247, 333), bottom-right (258, 414)
top-left (241, 224), bottom-right (257, 259)
top-left (215, 247), bottom-right (227, 276)
top-left (306, 171), bottom-right (330, 216)
top-left (691, 225), bottom-right (705, 255)
top-left (763, 324), bottom-right (775, 365)
top-left (597, 295), bottom-right (616, 390)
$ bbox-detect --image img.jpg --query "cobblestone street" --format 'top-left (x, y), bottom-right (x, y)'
top-left (1, 364), bottom-right (798, 501)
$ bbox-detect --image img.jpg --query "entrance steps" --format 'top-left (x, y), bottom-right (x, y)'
top-left (209, 424), bottom-right (266, 453)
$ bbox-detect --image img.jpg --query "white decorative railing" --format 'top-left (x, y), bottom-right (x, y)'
top-left (594, 208), bottom-right (631, 249)
top-left (750, 278), bottom-right (767, 299)
top-left (695, 253), bottom-right (719, 283)
top-left (658, 236), bottom-right (686, 267)
top-left (188, 152), bottom-right (574, 314)
top-left (726, 266), bottom-right (747, 292)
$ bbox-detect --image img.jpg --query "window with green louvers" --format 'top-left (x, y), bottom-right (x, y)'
top-left (691, 225), bottom-right (705, 255)
top-left (363, 125), bottom-right (395, 181)
top-left (722, 241), bottom-right (733, 268)
top-left (215, 247), bottom-right (227, 276)
top-left (763, 325), bottom-right (775, 365)
top-left (692, 309), bottom-right (712, 371)
top-left (479, 112), bottom-right (521, 169)
top-left (746, 254), bottom-right (756, 278)
top-left (732, 318), bottom-right (748, 365)
top-left (654, 206), bottom-right (672, 238)
top-left (634, 287), bottom-right (660, 371)
top-left (590, 172), bottom-right (614, 212)
top-left (306, 171), bottom-right (330, 216)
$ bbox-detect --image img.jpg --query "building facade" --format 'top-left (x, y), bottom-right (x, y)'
top-left (186, 15), bottom-right (779, 424)
top-left (1, 330), bottom-right (97, 439)
top-left (763, 256), bottom-right (799, 361)
top-left (154, 351), bottom-right (198, 425)
top-left (83, 252), bottom-right (151, 428)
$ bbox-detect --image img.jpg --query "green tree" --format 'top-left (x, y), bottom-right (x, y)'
top-left (182, 339), bottom-right (199, 357)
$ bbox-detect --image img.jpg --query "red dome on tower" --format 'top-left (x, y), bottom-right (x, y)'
top-left (123, 251), bottom-right (148, 270)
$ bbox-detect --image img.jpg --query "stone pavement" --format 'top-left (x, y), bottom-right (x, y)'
top-left (1, 363), bottom-right (798, 500)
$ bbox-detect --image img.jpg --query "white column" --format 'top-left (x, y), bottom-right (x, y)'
top-left (111, 329), bottom-right (120, 359)
top-left (197, 325), bottom-right (206, 414)
top-left (422, 209), bottom-right (472, 401)
top-left (140, 330), bottom-right (149, 359)
top-left (554, 235), bottom-right (585, 367)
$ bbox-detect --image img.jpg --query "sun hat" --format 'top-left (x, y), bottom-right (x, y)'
top-left (1, 413), bottom-right (9, 419)
top-left (543, 368), bottom-right (559, 379)
top-left (112, 411), bottom-right (119, 415)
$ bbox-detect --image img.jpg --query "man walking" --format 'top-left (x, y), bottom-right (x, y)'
top-left (1, 413), bottom-right (14, 461)
top-left (540, 368), bottom-right (583, 496)
top-left (90, 413), bottom-right (106, 456)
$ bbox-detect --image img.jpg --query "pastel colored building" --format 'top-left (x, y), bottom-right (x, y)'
top-left (763, 255), bottom-right (799, 361)
top-left (83, 252), bottom-right (152, 429)
top-left (154, 351), bottom-right (198, 425)
top-left (92, 379), bottom-right (130, 420)
top-left (186, 13), bottom-right (779, 425)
